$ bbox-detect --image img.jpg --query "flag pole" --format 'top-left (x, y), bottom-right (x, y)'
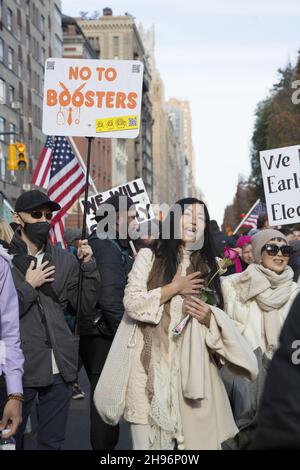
top-left (233, 199), bottom-right (260, 235)
top-left (75, 136), bottom-right (94, 336)
top-left (68, 136), bottom-right (98, 194)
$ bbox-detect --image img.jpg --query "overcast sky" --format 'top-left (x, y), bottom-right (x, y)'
top-left (62, 0), bottom-right (300, 224)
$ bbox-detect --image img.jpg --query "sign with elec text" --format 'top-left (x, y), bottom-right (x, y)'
top-left (260, 144), bottom-right (300, 226)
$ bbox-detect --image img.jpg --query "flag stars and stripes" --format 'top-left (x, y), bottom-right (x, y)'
top-left (242, 202), bottom-right (267, 229)
top-left (31, 135), bottom-right (86, 247)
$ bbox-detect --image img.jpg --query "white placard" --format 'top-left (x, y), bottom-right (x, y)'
top-left (80, 178), bottom-right (154, 234)
top-left (260, 144), bottom-right (300, 226)
top-left (42, 58), bottom-right (143, 138)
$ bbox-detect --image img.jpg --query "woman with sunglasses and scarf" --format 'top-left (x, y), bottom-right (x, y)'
top-left (94, 198), bottom-right (257, 450)
top-left (221, 229), bottom-right (299, 449)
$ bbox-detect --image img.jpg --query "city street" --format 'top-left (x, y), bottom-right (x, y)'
top-left (24, 369), bottom-right (132, 450)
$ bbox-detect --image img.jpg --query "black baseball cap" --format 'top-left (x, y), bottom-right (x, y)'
top-left (15, 190), bottom-right (61, 213)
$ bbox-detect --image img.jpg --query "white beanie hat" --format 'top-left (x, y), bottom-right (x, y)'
top-left (252, 229), bottom-right (288, 263)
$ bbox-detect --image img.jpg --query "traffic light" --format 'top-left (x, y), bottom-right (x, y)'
top-left (16, 142), bottom-right (28, 170)
top-left (7, 143), bottom-right (18, 170)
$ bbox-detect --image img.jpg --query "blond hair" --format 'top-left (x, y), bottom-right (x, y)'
top-left (0, 219), bottom-right (14, 244)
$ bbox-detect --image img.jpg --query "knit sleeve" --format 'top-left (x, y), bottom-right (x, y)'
top-left (123, 248), bottom-right (164, 324)
top-left (221, 276), bottom-right (237, 320)
top-left (221, 275), bottom-right (246, 334)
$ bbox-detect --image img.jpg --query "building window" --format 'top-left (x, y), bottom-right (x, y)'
top-left (8, 48), bottom-right (14, 70)
top-left (9, 123), bottom-right (15, 143)
top-left (113, 36), bottom-right (119, 59)
top-left (17, 24), bottom-right (21, 40)
top-left (0, 0), bottom-right (2, 21)
top-left (54, 34), bottom-right (63, 57)
top-left (26, 34), bottom-right (30, 53)
top-left (41, 15), bottom-right (45, 35)
top-left (8, 85), bottom-right (14, 103)
top-left (0, 117), bottom-right (5, 141)
top-left (19, 81), bottom-right (23, 102)
top-left (32, 3), bottom-right (35, 26)
top-left (18, 60), bottom-right (22, 79)
top-left (36, 73), bottom-right (39, 93)
top-left (0, 38), bottom-right (3, 62)
top-left (0, 78), bottom-right (5, 103)
top-left (7, 8), bottom-right (13, 32)
top-left (34, 4), bottom-right (39, 28)
top-left (26, 0), bottom-right (30, 16)
top-left (41, 47), bottom-right (45, 64)
top-left (26, 63), bottom-right (30, 82)
top-left (54, 4), bottom-right (61, 25)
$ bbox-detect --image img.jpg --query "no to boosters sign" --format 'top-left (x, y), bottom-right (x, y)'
top-left (42, 58), bottom-right (144, 138)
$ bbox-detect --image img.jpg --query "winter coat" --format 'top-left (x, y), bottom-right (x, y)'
top-left (251, 292), bottom-right (300, 449)
top-left (9, 231), bottom-right (99, 387)
top-left (79, 233), bottom-right (133, 337)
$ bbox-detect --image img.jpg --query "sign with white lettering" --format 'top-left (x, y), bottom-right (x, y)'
top-left (80, 178), bottom-right (154, 234)
top-left (260, 144), bottom-right (300, 225)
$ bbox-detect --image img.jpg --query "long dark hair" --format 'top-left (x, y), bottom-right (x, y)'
top-left (152, 198), bottom-right (224, 309)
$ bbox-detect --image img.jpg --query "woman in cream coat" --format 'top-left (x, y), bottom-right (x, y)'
top-left (221, 228), bottom-right (299, 448)
top-left (94, 198), bottom-right (258, 450)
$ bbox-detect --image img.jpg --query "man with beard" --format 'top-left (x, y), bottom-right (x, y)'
top-left (79, 194), bottom-right (137, 450)
top-left (9, 190), bottom-right (98, 450)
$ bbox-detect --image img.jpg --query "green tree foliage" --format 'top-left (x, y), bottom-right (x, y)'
top-left (250, 57), bottom-right (300, 199)
top-left (222, 176), bottom-right (256, 233)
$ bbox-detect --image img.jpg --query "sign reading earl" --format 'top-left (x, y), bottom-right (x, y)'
top-left (260, 144), bottom-right (300, 226)
top-left (42, 58), bottom-right (143, 138)
top-left (80, 178), bottom-right (154, 234)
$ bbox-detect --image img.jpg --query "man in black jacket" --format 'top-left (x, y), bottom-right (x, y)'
top-left (79, 194), bottom-right (136, 450)
top-left (10, 190), bottom-right (98, 450)
top-left (251, 292), bottom-right (300, 449)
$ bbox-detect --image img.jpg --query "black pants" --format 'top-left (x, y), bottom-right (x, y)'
top-left (80, 335), bottom-right (119, 450)
top-left (16, 374), bottom-right (72, 450)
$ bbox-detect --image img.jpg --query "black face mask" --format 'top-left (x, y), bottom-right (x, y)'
top-left (23, 222), bottom-right (51, 249)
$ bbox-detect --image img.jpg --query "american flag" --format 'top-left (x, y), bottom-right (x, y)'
top-left (242, 201), bottom-right (266, 229)
top-left (32, 136), bottom-right (86, 246)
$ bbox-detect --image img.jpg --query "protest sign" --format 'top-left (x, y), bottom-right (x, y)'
top-left (42, 58), bottom-right (143, 138)
top-left (80, 178), bottom-right (154, 234)
top-left (260, 144), bottom-right (300, 226)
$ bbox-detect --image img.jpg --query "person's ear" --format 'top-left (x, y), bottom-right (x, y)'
top-left (13, 212), bottom-right (23, 226)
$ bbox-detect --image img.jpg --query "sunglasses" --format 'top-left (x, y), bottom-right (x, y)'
top-left (261, 243), bottom-right (292, 258)
top-left (28, 210), bottom-right (53, 221)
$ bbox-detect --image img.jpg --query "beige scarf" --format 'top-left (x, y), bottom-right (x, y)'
top-left (141, 252), bottom-right (208, 402)
top-left (181, 316), bottom-right (205, 399)
top-left (237, 263), bottom-right (294, 349)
